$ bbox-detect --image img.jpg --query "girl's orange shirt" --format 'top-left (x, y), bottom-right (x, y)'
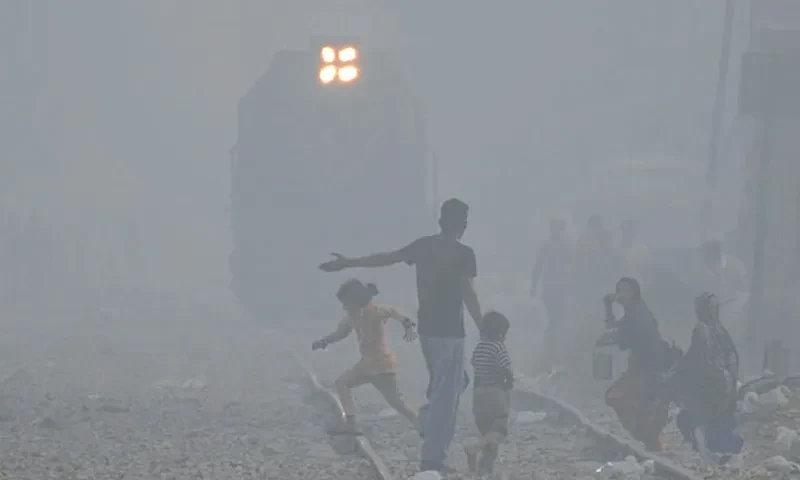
top-left (340, 302), bottom-right (406, 374)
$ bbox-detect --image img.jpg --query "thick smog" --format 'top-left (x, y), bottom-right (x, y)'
top-left (2, 1), bottom-right (800, 479)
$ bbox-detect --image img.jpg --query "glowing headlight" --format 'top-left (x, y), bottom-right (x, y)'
top-left (320, 46), bottom-right (336, 64)
top-left (338, 47), bottom-right (357, 63)
top-left (319, 65), bottom-right (337, 84)
top-left (337, 65), bottom-right (359, 82)
top-left (318, 44), bottom-right (360, 84)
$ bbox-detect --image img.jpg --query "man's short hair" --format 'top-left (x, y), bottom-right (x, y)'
top-left (439, 198), bottom-right (469, 232)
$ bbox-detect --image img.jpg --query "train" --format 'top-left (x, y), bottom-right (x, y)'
top-left (228, 39), bottom-right (431, 322)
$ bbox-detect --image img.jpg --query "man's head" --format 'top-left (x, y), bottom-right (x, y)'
top-left (702, 240), bottom-right (722, 268)
top-left (481, 310), bottom-right (510, 341)
top-left (615, 276), bottom-right (641, 308)
top-left (439, 198), bottom-right (469, 239)
top-left (549, 218), bottom-right (567, 241)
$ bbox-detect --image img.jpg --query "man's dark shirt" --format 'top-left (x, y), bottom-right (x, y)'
top-left (399, 234), bottom-right (477, 338)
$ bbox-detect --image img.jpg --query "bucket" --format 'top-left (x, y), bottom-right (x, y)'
top-left (593, 345), bottom-right (614, 381)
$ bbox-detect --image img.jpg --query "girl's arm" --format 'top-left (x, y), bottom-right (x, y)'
top-left (378, 305), bottom-right (417, 341)
top-left (313, 318), bottom-right (352, 349)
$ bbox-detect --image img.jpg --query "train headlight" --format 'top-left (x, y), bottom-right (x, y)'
top-left (320, 46), bottom-right (337, 64)
top-left (338, 47), bottom-right (357, 63)
top-left (319, 65), bottom-right (338, 84)
top-left (318, 45), bottom-right (360, 85)
top-left (338, 65), bottom-right (359, 82)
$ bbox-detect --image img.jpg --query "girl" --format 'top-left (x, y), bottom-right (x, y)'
top-left (312, 279), bottom-right (418, 435)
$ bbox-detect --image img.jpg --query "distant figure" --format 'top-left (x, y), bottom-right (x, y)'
top-left (618, 219), bottom-right (649, 279)
top-left (530, 218), bottom-right (574, 370)
top-left (663, 293), bottom-right (743, 465)
top-left (598, 277), bottom-right (672, 451)
top-left (578, 214), bottom-right (614, 276)
top-left (689, 240), bottom-right (747, 302)
top-left (576, 214), bottom-right (616, 312)
top-left (319, 198), bottom-right (482, 474)
top-left (573, 215), bottom-right (617, 376)
top-left (464, 311), bottom-right (514, 475)
top-left (312, 279), bottom-right (418, 434)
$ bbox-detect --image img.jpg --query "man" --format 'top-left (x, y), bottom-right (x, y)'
top-left (618, 219), bottom-right (649, 279)
top-left (319, 198), bottom-right (482, 473)
top-left (689, 241), bottom-right (747, 303)
top-left (573, 214), bottom-right (616, 374)
top-left (530, 218), bottom-right (573, 370)
top-left (576, 214), bottom-right (616, 304)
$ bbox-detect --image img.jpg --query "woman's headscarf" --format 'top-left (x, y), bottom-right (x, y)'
top-left (668, 292), bottom-right (740, 416)
top-left (695, 292), bottom-right (721, 325)
top-left (617, 277), bottom-right (642, 301)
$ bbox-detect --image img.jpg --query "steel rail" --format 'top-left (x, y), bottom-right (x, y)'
top-left (292, 352), bottom-right (394, 480)
top-left (514, 388), bottom-right (703, 480)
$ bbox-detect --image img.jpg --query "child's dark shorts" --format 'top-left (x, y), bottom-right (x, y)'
top-left (472, 385), bottom-right (511, 437)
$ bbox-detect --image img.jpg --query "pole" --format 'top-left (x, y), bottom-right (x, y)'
top-left (703, 0), bottom-right (737, 237)
top-left (747, 114), bottom-right (773, 371)
top-left (431, 150), bottom-right (439, 221)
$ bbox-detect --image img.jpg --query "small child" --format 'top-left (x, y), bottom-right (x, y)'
top-left (464, 311), bottom-right (513, 475)
top-left (312, 279), bottom-right (418, 435)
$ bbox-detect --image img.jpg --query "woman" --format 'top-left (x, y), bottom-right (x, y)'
top-left (598, 277), bottom-right (671, 451)
top-left (663, 293), bottom-right (743, 465)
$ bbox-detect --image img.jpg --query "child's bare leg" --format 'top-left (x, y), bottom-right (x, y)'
top-left (463, 436), bottom-right (484, 473)
top-left (334, 374), bottom-right (358, 417)
top-left (330, 367), bottom-right (367, 435)
top-left (465, 415), bottom-right (493, 473)
top-left (478, 431), bottom-right (503, 474)
top-left (373, 373), bottom-right (418, 426)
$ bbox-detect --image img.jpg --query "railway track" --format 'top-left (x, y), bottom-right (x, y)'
top-left (0, 316), bottom-right (774, 479)
top-left (0, 317), bottom-right (385, 479)
top-left (292, 352), bottom-right (395, 480)
top-left (539, 372), bottom-right (800, 480)
top-left (292, 345), bottom-right (702, 480)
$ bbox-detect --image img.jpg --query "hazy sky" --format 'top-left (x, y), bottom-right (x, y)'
top-left (1, 0), bottom-right (754, 289)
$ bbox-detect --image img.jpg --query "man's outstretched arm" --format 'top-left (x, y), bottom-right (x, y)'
top-left (319, 239), bottom-right (419, 272)
top-left (348, 250), bottom-right (407, 268)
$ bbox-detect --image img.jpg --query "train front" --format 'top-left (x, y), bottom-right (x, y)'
top-left (230, 40), bottom-right (430, 322)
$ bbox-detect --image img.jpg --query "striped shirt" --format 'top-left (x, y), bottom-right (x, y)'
top-left (471, 340), bottom-right (513, 388)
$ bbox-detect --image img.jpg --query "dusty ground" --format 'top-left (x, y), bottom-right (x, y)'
top-left (0, 306), bottom-right (378, 480)
top-left (0, 301), bottom-right (670, 480)
top-left (3, 291), bottom-right (788, 480)
top-left (295, 322), bottom-right (670, 480)
top-left (540, 363), bottom-right (800, 480)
